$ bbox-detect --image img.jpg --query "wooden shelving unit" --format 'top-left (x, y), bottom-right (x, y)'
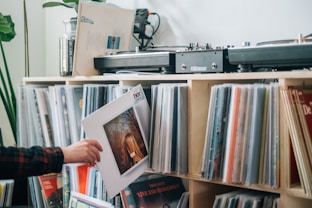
top-left (23, 70), bottom-right (312, 207)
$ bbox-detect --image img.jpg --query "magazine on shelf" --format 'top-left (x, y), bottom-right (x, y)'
top-left (81, 84), bottom-right (151, 198)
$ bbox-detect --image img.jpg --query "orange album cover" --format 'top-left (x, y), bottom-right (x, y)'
top-left (224, 85), bottom-right (241, 183)
top-left (38, 173), bottom-right (63, 207)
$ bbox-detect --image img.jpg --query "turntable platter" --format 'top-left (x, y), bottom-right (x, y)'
top-left (256, 34), bottom-right (312, 46)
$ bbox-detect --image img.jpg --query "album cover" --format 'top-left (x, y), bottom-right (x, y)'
top-left (128, 175), bottom-right (186, 208)
top-left (38, 173), bottom-right (63, 208)
top-left (69, 191), bottom-right (113, 208)
top-left (73, 2), bottom-right (134, 76)
top-left (81, 84), bottom-right (150, 198)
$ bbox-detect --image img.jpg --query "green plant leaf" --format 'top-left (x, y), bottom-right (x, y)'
top-left (0, 80), bottom-right (16, 140)
top-left (0, 13), bottom-right (16, 143)
top-left (63, 0), bottom-right (79, 4)
top-left (42, 2), bottom-right (75, 9)
top-left (0, 13), bottom-right (16, 42)
top-left (42, 0), bottom-right (106, 9)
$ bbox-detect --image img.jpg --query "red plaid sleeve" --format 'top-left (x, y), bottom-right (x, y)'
top-left (0, 146), bottom-right (64, 179)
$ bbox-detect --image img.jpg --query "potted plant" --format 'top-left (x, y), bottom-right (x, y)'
top-left (0, 12), bottom-right (17, 143)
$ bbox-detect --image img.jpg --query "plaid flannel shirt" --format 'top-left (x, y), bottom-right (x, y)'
top-left (0, 146), bottom-right (64, 179)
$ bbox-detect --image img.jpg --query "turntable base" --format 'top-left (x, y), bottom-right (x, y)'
top-left (228, 42), bottom-right (312, 71)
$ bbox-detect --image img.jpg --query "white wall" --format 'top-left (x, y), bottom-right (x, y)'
top-left (1, 0), bottom-right (25, 146)
top-left (44, 0), bottom-right (312, 75)
top-left (0, 0), bottom-right (311, 145)
top-left (138, 0), bottom-right (312, 47)
top-left (0, 0), bottom-right (46, 146)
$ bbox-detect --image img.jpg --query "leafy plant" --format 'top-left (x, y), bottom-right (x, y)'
top-left (42, 0), bottom-right (106, 12)
top-left (0, 13), bottom-right (17, 143)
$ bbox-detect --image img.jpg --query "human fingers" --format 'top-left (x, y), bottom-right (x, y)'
top-left (88, 144), bottom-right (101, 162)
top-left (62, 139), bottom-right (103, 164)
top-left (85, 139), bottom-right (102, 162)
top-left (85, 139), bottom-right (103, 152)
top-left (78, 139), bottom-right (101, 161)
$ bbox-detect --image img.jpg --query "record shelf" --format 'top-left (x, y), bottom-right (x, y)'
top-left (22, 71), bottom-right (312, 208)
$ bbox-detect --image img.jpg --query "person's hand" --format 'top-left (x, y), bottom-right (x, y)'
top-left (62, 139), bottom-right (103, 165)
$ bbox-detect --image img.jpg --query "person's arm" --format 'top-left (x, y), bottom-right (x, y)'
top-left (0, 139), bottom-right (102, 179)
top-left (0, 146), bottom-right (63, 179)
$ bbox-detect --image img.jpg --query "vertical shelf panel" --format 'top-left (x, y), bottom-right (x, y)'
top-left (188, 80), bottom-right (210, 177)
top-left (187, 79), bottom-right (234, 177)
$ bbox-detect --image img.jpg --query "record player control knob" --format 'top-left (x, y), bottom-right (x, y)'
top-left (181, 64), bottom-right (187, 70)
top-left (211, 62), bottom-right (217, 70)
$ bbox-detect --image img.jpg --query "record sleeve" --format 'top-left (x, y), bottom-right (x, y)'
top-left (81, 84), bottom-right (150, 198)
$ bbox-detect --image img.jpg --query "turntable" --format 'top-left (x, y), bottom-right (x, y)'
top-left (93, 45), bottom-right (237, 74)
top-left (94, 35), bottom-right (312, 74)
top-left (228, 35), bottom-right (312, 71)
top-left (94, 50), bottom-right (176, 74)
